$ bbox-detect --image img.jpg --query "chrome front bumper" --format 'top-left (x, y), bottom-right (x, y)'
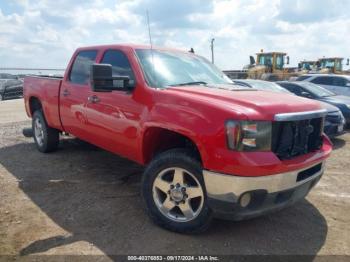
top-left (203, 161), bottom-right (325, 220)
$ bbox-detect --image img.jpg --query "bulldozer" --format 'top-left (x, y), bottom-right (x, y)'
top-left (246, 50), bottom-right (296, 81)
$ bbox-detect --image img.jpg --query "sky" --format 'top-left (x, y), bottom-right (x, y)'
top-left (0, 0), bottom-right (349, 71)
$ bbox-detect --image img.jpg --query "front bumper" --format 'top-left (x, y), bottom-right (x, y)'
top-left (203, 161), bottom-right (324, 220)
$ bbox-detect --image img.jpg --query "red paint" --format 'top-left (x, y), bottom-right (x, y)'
top-left (24, 44), bottom-right (331, 177)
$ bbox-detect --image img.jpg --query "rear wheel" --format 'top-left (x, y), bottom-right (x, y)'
top-left (32, 110), bottom-right (59, 153)
top-left (142, 149), bottom-right (212, 233)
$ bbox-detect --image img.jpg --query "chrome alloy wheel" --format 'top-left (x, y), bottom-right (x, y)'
top-left (152, 167), bottom-right (204, 222)
top-left (34, 118), bottom-right (44, 146)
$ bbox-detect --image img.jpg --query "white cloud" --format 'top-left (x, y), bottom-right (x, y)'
top-left (0, 0), bottom-right (349, 71)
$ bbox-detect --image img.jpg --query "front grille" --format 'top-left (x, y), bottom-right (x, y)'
top-left (272, 118), bottom-right (323, 160)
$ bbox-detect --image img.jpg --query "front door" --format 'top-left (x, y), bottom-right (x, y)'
top-left (83, 49), bottom-right (144, 161)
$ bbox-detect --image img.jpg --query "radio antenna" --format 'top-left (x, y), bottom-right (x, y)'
top-left (146, 10), bottom-right (153, 49)
top-left (146, 10), bottom-right (157, 87)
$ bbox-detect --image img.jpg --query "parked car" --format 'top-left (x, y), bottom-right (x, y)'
top-left (316, 102), bottom-right (345, 137)
top-left (296, 74), bottom-right (350, 96)
top-left (24, 44), bottom-right (331, 233)
top-left (234, 80), bottom-right (345, 137)
top-left (232, 79), bottom-right (291, 93)
top-left (0, 73), bottom-right (24, 101)
top-left (277, 81), bottom-right (350, 127)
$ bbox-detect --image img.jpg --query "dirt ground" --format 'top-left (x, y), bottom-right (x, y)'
top-left (0, 99), bottom-right (349, 259)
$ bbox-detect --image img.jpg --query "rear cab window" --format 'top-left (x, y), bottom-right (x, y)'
top-left (69, 50), bottom-right (98, 85)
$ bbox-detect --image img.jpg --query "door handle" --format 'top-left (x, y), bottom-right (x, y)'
top-left (62, 89), bottom-right (70, 97)
top-left (88, 95), bottom-right (100, 104)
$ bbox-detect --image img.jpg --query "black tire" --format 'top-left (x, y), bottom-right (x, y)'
top-left (142, 148), bottom-right (212, 233)
top-left (32, 110), bottom-right (59, 153)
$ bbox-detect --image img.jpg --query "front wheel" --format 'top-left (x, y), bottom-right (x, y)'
top-left (32, 110), bottom-right (59, 153)
top-left (142, 149), bottom-right (212, 233)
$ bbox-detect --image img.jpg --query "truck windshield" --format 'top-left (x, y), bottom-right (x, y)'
top-left (135, 49), bottom-right (232, 88)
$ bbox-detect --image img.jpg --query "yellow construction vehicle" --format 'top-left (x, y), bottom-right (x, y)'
top-left (317, 57), bottom-right (349, 74)
top-left (298, 60), bottom-right (318, 72)
top-left (247, 50), bottom-right (295, 81)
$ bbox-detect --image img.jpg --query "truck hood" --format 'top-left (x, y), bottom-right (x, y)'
top-left (317, 101), bottom-right (339, 113)
top-left (164, 84), bottom-right (323, 120)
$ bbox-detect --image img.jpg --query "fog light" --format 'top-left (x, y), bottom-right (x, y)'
top-left (240, 193), bottom-right (251, 207)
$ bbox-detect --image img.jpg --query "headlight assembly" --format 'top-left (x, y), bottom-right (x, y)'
top-left (226, 120), bottom-right (272, 151)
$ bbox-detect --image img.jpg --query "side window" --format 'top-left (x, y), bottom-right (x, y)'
top-left (101, 50), bottom-right (135, 88)
top-left (311, 76), bottom-right (333, 85)
top-left (69, 50), bottom-right (97, 85)
top-left (333, 77), bottom-right (347, 87)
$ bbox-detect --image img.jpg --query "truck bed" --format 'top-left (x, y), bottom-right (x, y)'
top-left (24, 75), bottom-right (63, 130)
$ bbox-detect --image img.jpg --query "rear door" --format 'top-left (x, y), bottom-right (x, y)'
top-left (59, 50), bottom-right (97, 140)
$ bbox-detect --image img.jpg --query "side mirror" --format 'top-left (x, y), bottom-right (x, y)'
top-left (286, 56), bottom-right (290, 65)
top-left (90, 63), bottom-right (130, 92)
top-left (301, 91), bottom-right (312, 98)
top-left (249, 56), bottom-right (255, 65)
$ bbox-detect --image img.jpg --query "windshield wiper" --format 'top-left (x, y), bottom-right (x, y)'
top-left (168, 81), bottom-right (207, 87)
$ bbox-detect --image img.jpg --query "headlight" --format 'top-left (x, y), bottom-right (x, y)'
top-left (226, 120), bottom-right (272, 151)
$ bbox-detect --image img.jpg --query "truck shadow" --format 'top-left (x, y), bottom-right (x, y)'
top-left (0, 139), bottom-right (328, 258)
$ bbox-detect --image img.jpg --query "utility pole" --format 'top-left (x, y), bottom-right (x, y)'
top-left (210, 38), bottom-right (215, 64)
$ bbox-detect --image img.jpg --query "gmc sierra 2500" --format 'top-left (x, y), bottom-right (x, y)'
top-left (24, 44), bottom-right (332, 233)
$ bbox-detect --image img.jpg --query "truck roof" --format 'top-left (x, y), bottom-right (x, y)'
top-left (76, 43), bottom-right (186, 53)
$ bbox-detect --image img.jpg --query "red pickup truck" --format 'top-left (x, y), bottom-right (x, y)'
top-left (24, 44), bottom-right (332, 233)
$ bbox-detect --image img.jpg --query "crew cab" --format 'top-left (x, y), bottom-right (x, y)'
top-left (24, 44), bottom-right (332, 233)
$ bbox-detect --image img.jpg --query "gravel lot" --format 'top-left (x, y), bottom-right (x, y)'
top-left (0, 99), bottom-right (349, 259)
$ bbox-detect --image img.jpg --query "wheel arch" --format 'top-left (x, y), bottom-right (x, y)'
top-left (141, 126), bottom-right (203, 165)
top-left (28, 96), bottom-right (43, 115)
